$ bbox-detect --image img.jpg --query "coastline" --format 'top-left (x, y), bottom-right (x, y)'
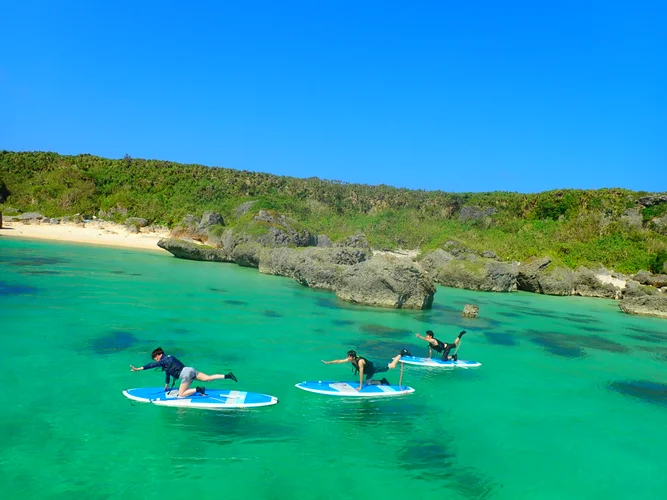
top-left (0, 220), bottom-right (169, 252)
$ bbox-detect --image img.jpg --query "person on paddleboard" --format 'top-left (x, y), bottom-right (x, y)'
top-left (415, 330), bottom-right (466, 361)
top-left (321, 350), bottom-right (403, 391)
top-left (130, 347), bottom-right (237, 397)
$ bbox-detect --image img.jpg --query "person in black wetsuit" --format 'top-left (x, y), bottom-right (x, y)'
top-left (130, 347), bottom-right (237, 397)
top-left (321, 350), bottom-right (403, 391)
top-left (414, 330), bottom-right (466, 361)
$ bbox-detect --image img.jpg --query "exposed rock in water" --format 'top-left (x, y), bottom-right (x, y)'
top-left (259, 247), bottom-right (369, 291)
top-left (232, 243), bottom-right (262, 267)
top-left (618, 295), bottom-right (667, 319)
top-left (463, 304), bottom-right (479, 318)
top-left (157, 238), bottom-right (231, 262)
top-left (517, 257), bottom-right (552, 293)
top-left (434, 258), bottom-right (518, 292)
top-left (572, 267), bottom-right (622, 299)
top-left (335, 256), bottom-right (436, 309)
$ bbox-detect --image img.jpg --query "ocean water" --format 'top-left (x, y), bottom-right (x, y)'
top-left (0, 237), bottom-right (665, 499)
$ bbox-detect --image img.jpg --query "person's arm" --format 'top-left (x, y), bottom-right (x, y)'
top-left (356, 360), bottom-right (365, 391)
top-left (165, 373), bottom-right (171, 390)
top-left (321, 359), bottom-right (348, 364)
top-left (130, 359), bottom-right (162, 372)
top-left (415, 333), bottom-right (426, 341)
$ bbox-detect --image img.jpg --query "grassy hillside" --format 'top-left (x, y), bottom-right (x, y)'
top-left (1, 150), bottom-right (666, 273)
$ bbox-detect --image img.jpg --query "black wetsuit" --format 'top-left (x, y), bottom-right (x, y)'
top-left (352, 356), bottom-right (388, 380)
top-left (428, 337), bottom-right (456, 361)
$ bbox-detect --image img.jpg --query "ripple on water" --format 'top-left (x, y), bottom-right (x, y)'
top-left (608, 380), bottom-right (667, 407)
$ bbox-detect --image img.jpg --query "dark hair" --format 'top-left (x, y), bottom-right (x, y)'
top-left (347, 350), bottom-right (357, 358)
top-left (151, 347), bottom-right (164, 358)
top-left (426, 330), bottom-right (434, 337)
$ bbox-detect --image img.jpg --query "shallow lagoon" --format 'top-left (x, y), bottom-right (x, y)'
top-left (1, 238), bottom-right (665, 499)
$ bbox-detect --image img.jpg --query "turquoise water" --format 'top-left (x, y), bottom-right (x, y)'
top-left (1, 237), bottom-right (665, 499)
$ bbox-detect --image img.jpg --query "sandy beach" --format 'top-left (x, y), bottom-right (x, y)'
top-left (0, 219), bottom-right (170, 252)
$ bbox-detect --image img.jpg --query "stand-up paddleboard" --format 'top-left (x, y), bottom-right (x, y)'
top-left (122, 388), bottom-right (278, 409)
top-left (400, 356), bottom-right (481, 368)
top-left (295, 381), bottom-right (414, 397)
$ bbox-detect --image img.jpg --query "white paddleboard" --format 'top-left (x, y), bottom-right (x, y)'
top-left (400, 356), bottom-right (481, 368)
top-left (123, 387), bottom-right (278, 409)
top-left (295, 381), bottom-right (414, 397)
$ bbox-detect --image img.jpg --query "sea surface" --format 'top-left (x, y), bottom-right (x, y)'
top-left (1, 237), bottom-right (665, 499)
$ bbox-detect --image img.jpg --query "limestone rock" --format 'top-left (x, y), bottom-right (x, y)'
top-left (517, 257), bottom-right (552, 292)
top-left (316, 234), bottom-right (333, 247)
top-left (462, 304), bottom-right (479, 318)
top-left (618, 295), bottom-right (667, 319)
top-left (334, 233), bottom-right (372, 252)
top-left (232, 243), bottom-right (262, 268)
top-left (434, 258), bottom-right (518, 292)
top-left (336, 256), bottom-right (435, 309)
top-left (125, 217), bottom-right (148, 228)
top-left (157, 238), bottom-right (230, 262)
top-left (572, 267), bottom-right (622, 299)
top-left (539, 267), bottom-right (574, 296)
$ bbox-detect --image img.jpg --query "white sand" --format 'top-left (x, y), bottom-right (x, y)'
top-left (595, 272), bottom-right (627, 289)
top-left (0, 219), bottom-right (170, 252)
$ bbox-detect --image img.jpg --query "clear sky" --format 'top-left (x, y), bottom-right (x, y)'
top-left (1, 1), bottom-right (665, 193)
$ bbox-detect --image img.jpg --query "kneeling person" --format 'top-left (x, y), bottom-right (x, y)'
top-left (130, 347), bottom-right (237, 397)
top-left (414, 330), bottom-right (466, 361)
top-left (322, 350), bottom-right (403, 391)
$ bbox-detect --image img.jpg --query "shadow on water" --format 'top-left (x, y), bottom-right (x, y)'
top-left (0, 281), bottom-right (40, 296)
top-left (208, 287), bottom-right (227, 294)
top-left (167, 408), bottom-right (299, 446)
top-left (331, 319), bottom-right (355, 327)
top-left (497, 311), bottom-right (521, 318)
top-left (224, 299), bottom-right (248, 306)
top-left (627, 326), bottom-right (667, 341)
top-left (398, 439), bottom-right (496, 499)
top-left (526, 331), bottom-right (586, 358)
top-left (608, 380), bottom-right (667, 407)
top-left (483, 331), bottom-right (518, 346)
top-left (263, 310), bottom-right (283, 318)
top-left (90, 331), bottom-right (137, 354)
top-left (360, 324), bottom-right (412, 339)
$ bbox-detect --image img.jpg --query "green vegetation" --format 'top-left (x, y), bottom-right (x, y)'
top-left (1, 151), bottom-right (666, 273)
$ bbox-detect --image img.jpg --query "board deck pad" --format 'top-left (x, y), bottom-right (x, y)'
top-left (123, 387), bottom-right (278, 409)
top-left (295, 381), bottom-right (415, 397)
top-left (400, 356), bottom-right (481, 368)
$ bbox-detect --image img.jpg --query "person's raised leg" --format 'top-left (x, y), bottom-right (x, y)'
top-left (388, 354), bottom-right (402, 369)
top-left (196, 371), bottom-right (238, 383)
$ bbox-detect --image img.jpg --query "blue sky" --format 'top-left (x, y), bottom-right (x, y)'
top-left (1, 1), bottom-right (665, 193)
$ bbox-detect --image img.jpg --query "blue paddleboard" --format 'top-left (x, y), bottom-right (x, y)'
top-left (400, 356), bottom-right (481, 368)
top-left (295, 381), bottom-right (415, 397)
top-left (122, 387), bottom-right (278, 409)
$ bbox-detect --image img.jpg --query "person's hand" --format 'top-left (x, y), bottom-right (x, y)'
top-left (356, 386), bottom-right (363, 391)
top-left (321, 360), bottom-right (329, 364)
top-left (130, 365), bottom-right (138, 371)
top-left (414, 333), bottom-right (420, 337)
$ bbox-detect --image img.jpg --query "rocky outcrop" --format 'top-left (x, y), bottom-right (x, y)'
top-left (259, 247), bottom-right (370, 291)
top-left (619, 295), bottom-right (667, 319)
top-left (18, 212), bottom-right (44, 220)
top-left (316, 234), bottom-right (333, 247)
top-left (252, 210), bottom-right (316, 247)
top-left (539, 267), bottom-right (574, 296)
top-left (125, 217), bottom-right (148, 228)
top-left (334, 234), bottom-right (372, 252)
top-left (234, 201), bottom-right (257, 217)
top-left (463, 304), bottom-right (479, 318)
top-left (517, 257), bottom-right (552, 292)
top-left (622, 281), bottom-right (660, 298)
top-left (434, 259), bottom-right (518, 292)
top-left (171, 212), bottom-right (225, 243)
top-left (418, 249), bottom-right (455, 275)
top-left (620, 208), bottom-right (643, 230)
top-left (232, 243), bottom-right (262, 267)
top-left (637, 194), bottom-right (667, 207)
top-left (633, 270), bottom-right (667, 288)
top-left (157, 238), bottom-right (230, 262)
top-left (336, 256), bottom-right (436, 309)
top-left (573, 267), bottom-right (622, 299)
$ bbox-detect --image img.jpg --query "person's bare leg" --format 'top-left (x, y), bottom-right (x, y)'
top-left (178, 380), bottom-right (197, 398)
top-left (196, 372), bottom-right (227, 382)
top-left (388, 354), bottom-right (402, 369)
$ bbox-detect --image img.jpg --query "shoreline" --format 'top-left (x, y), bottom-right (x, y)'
top-left (0, 220), bottom-right (169, 252)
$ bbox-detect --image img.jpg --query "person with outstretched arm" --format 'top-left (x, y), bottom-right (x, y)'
top-left (414, 330), bottom-right (466, 361)
top-left (130, 347), bottom-right (237, 397)
top-left (322, 350), bottom-right (403, 391)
